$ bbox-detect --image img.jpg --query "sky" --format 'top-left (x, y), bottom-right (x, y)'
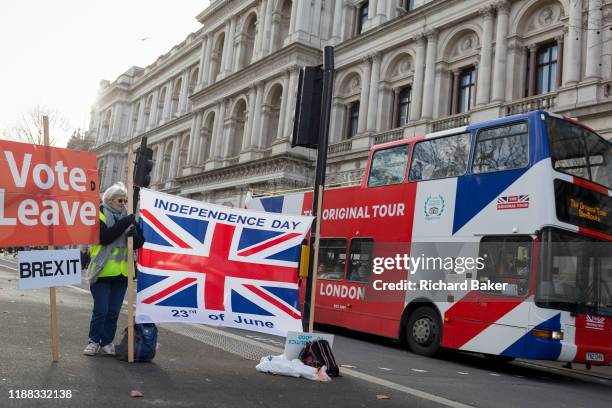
top-left (0, 1), bottom-right (209, 147)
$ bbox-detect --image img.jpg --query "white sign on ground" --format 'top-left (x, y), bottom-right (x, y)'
top-left (18, 249), bottom-right (81, 290)
top-left (284, 331), bottom-right (335, 360)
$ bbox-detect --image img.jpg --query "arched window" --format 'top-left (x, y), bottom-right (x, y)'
top-left (143, 94), bottom-right (153, 129)
top-left (262, 84), bottom-right (283, 147)
top-left (240, 14), bottom-right (257, 68)
top-left (357, 2), bottom-right (369, 35)
top-left (187, 69), bottom-right (198, 111)
top-left (157, 88), bottom-right (166, 125)
top-left (272, 0), bottom-right (292, 51)
top-left (211, 33), bottom-right (225, 83)
top-left (178, 133), bottom-right (190, 172)
top-left (130, 102), bottom-right (140, 135)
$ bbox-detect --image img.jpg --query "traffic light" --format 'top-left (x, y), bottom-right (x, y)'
top-left (291, 66), bottom-right (323, 148)
top-left (134, 138), bottom-right (154, 188)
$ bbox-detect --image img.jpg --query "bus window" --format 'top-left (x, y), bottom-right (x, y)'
top-left (317, 238), bottom-right (347, 280)
top-left (346, 238), bottom-right (374, 283)
top-left (472, 122), bottom-right (529, 173)
top-left (368, 145), bottom-right (410, 187)
top-left (478, 236), bottom-right (532, 297)
top-left (546, 117), bottom-right (612, 189)
top-left (409, 133), bottom-right (471, 181)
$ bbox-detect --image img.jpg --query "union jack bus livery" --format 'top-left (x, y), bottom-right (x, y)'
top-left (247, 111), bottom-right (612, 365)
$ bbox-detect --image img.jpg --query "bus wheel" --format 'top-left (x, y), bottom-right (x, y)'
top-left (406, 306), bottom-right (441, 356)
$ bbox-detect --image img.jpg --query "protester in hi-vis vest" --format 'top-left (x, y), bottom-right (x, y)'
top-left (83, 182), bottom-right (143, 356)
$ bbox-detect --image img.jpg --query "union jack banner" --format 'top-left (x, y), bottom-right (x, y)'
top-left (136, 189), bottom-right (313, 337)
top-left (496, 195), bottom-right (530, 210)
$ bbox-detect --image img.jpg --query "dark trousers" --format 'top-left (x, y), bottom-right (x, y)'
top-left (88, 277), bottom-right (127, 346)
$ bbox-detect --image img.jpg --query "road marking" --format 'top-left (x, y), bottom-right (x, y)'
top-left (489, 373), bottom-right (501, 377)
top-left (411, 369), bottom-right (428, 373)
top-left (341, 367), bottom-right (474, 408)
top-left (160, 324), bottom-right (473, 408)
top-left (378, 367), bottom-right (392, 371)
top-left (457, 372), bottom-right (469, 375)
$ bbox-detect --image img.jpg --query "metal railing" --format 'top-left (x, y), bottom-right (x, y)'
top-left (505, 93), bottom-right (557, 116)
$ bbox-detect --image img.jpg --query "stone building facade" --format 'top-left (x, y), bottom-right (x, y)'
top-left (89, 0), bottom-right (612, 206)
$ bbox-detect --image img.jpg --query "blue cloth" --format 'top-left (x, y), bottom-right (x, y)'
top-left (88, 277), bottom-right (128, 346)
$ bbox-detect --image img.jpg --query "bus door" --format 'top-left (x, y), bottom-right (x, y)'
top-left (463, 236), bottom-right (533, 356)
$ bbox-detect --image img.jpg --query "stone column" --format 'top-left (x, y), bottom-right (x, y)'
top-left (410, 34), bottom-right (426, 121)
top-left (244, 86), bottom-right (257, 150)
top-left (110, 103), bottom-right (122, 140)
top-left (340, 2), bottom-right (354, 42)
top-left (293, 0), bottom-right (312, 42)
top-left (251, 82), bottom-right (265, 147)
top-left (357, 57), bottom-right (372, 134)
top-left (492, 1), bottom-right (510, 102)
top-left (263, 0), bottom-right (274, 54)
top-left (564, 0), bottom-right (583, 85)
top-left (270, 11), bottom-right (281, 52)
top-left (179, 70), bottom-right (190, 115)
top-left (255, 0), bottom-right (268, 59)
top-left (375, 0), bottom-right (387, 24)
top-left (288, 0), bottom-right (298, 36)
top-left (224, 17), bottom-right (237, 75)
top-left (188, 111), bottom-right (202, 164)
top-left (151, 91), bottom-right (161, 130)
top-left (277, 72), bottom-right (290, 140)
top-left (527, 45), bottom-right (538, 96)
top-left (391, 87), bottom-right (400, 127)
top-left (451, 69), bottom-right (461, 114)
top-left (198, 35), bottom-right (210, 88)
top-left (332, 0), bottom-right (343, 41)
top-left (212, 103), bottom-right (226, 159)
top-left (367, 52), bottom-right (381, 131)
top-left (330, 97), bottom-right (344, 143)
top-left (421, 30), bottom-right (438, 119)
top-left (200, 34), bottom-right (213, 86)
top-left (284, 67), bottom-right (300, 137)
top-left (585, 0), bottom-right (603, 80)
top-left (153, 146), bottom-right (163, 183)
top-left (368, 0), bottom-right (378, 22)
top-left (556, 35), bottom-right (564, 89)
top-left (255, 104), bottom-right (272, 149)
top-left (476, 6), bottom-right (494, 105)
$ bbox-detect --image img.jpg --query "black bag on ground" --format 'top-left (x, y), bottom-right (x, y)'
top-left (299, 339), bottom-right (340, 377)
top-left (115, 323), bottom-right (158, 362)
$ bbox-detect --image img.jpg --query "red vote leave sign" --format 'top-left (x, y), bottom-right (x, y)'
top-left (0, 139), bottom-right (99, 246)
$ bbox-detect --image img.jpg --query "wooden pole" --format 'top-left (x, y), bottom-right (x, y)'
top-left (307, 185), bottom-right (324, 333)
top-left (126, 145), bottom-right (135, 363)
top-left (43, 115), bottom-right (60, 362)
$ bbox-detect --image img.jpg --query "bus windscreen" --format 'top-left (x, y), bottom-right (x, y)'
top-left (546, 117), bottom-right (612, 189)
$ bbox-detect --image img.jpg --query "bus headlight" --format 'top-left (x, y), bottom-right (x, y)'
top-left (551, 331), bottom-right (564, 340)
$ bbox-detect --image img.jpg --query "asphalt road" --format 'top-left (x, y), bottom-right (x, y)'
top-left (0, 256), bottom-right (610, 408)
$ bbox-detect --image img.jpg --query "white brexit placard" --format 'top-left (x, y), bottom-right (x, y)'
top-left (18, 249), bottom-right (82, 290)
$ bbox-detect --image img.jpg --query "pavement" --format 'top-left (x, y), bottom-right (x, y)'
top-left (0, 255), bottom-right (610, 408)
top-left (0, 259), bottom-right (452, 408)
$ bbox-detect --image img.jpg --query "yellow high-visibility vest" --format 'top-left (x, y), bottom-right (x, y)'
top-left (89, 211), bottom-right (128, 278)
